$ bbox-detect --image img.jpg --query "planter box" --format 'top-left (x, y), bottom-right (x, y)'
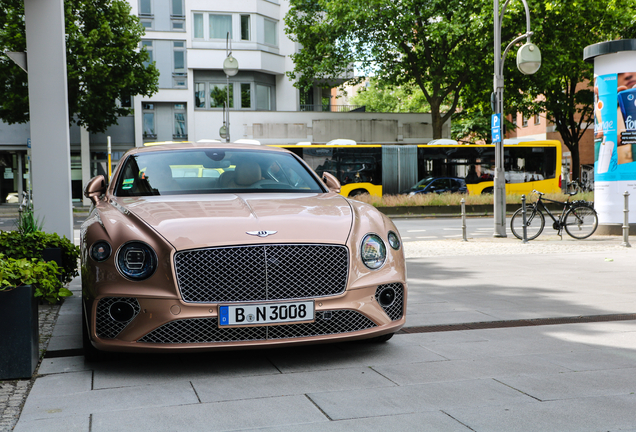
top-left (0, 285), bottom-right (39, 380)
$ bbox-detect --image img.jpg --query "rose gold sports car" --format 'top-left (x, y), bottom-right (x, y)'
top-left (81, 142), bottom-right (406, 360)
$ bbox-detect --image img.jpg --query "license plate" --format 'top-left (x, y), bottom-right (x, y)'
top-left (218, 301), bottom-right (315, 327)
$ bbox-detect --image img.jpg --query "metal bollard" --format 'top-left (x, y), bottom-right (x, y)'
top-left (521, 194), bottom-right (528, 244)
top-left (461, 198), bottom-right (467, 241)
top-left (622, 191), bottom-right (631, 248)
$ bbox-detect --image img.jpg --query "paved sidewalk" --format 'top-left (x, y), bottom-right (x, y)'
top-left (6, 234), bottom-right (636, 432)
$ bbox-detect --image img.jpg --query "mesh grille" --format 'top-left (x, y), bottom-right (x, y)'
top-left (138, 310), bottom-right (375, 344)
top-left (268, 310), bottom-right (376, 339)
top-left (375, 283), bottom-right (404, 321)
top-left (175, 244), bottom-right (349, 303)
top-left (96, 297), bottom-right (141, 339)
top-left (138, 318), bottom-right (267, 343)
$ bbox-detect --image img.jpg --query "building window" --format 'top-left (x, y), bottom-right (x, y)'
top-left (139, 0), bottom-right (152, 15)
top-left (120, 94), bottom-right (132, 108)
top-left (195, 83), bottom-right (205, 108)
top-left (241, 15), bottom-right (250, 41)
top-left (139, 0), bottom-right (153, 28)
top-left (171, 0), bottom-right (184, 30)
top-left (241, 83), bottom-right (251, 108)
top-left (522, 115), bottom-right (528, 127)
top-left (264, 19), bottom-right (277, 46)
top-left (143, 103), bottom-right (156, 139)
top-left (534, 114), bottom-right (540, 125)
top-left (142, 40), bottom-right (153, 67)
top-left (210, 84), bottom-right (233, 108)
top-left (173, 41), bottom-right (186, 87)
top-left (256, 84), bottom-right (270, 110)
top-left (210, 14), bottom-right (232, 40)
top-left (193, 13), bottom-right (204, 38)
top-left (173, 104), bottom-right (187, 139)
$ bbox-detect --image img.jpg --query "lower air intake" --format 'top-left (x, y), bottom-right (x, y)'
top-left (138, 310), bottom-right (376, 344)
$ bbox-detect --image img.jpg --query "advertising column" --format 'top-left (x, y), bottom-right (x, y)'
top-left (584, 40), bottom-right (636, 233)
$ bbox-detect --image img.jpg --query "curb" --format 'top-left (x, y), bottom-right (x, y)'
top-left (377, 203), bottom-right (564, 218)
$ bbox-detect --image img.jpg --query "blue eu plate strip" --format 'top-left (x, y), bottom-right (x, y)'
top-left (219, 306), bottom-right (229, 326)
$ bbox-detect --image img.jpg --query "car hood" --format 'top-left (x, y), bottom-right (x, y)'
top-left (112, 193), bottom-right (353, 250)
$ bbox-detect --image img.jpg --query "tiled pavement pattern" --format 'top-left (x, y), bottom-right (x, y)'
top-left (4, 234), bottom-right (636, 432)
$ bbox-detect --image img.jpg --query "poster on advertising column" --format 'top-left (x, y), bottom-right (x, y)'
top-left (594, 71), bottom-right (636, 224)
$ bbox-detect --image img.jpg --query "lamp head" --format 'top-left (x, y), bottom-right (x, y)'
top-left (517, 43), bottom-right (541, 75)
top-left (223, 55), bottom-right (239, 76)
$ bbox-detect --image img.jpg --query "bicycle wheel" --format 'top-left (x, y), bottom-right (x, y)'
top-left (510, 207), bottom-right (545, 240)
top-left (564, 205), bottom-right (598, 239)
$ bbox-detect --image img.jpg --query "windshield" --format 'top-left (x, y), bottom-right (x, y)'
top-left (114, 148), bottom-right (325, 196)
top-left (412, 177), bottom-right (435, 189)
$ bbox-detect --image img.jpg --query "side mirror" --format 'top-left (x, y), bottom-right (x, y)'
top-left (84, 175), bottom-right (107, 204)
top-left (322, 172), bottom-right (341, 193)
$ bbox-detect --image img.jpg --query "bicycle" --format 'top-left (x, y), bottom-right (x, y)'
top-left (510, 190), bottom-right (598, 240)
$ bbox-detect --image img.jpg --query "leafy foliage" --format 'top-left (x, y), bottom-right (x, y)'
top-left (16, 205), bottom-right (43, 235)
top-left (349, 79), bottom-right (431, 113)
top-left (0, 254), bottom-right (71, 305)
top-left (0, 231), bottom-right (80, 285)
top-left (285, 0), bottom-right (495, 139)
top-left (0, 0), bottom-right (159, 133)
top-left (504, 0), bottom-right (636, 179)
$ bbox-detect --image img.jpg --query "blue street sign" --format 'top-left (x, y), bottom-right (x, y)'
top-left (491, 114), bottom-right (502, 143)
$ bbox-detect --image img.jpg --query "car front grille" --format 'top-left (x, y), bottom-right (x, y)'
top-left (137, 310), bottom-right (376, 344)
top-left (174, 244), bottom-right (349, 303)
top-left (96, 297), bottom-right (140, 339)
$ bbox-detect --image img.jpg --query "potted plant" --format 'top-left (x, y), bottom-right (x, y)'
top-left (0, 255), bottom-right (70, 380)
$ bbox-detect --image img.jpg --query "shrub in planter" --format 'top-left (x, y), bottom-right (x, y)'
top-left (0, 254), bottom-right (72, 304)
top-left (0, 255), bottom-right (71, 379)
top-left (0, 230), bottom-right (80, 285)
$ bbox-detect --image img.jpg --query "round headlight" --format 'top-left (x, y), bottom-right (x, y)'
top-left (90, 241), bottom-right (112, 262)
top-left (116, 241), bottom-right (157, 281)
top-left (387, 231), bottom-right (401, 250)
top-left (361, 234), bottom-right (386, 270)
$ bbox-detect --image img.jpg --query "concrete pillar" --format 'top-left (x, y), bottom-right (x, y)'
top-left (24, 0), bottom-right (73, 238)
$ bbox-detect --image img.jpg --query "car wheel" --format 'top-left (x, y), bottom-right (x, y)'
top-left (481, 187), bottom-right (494, 195)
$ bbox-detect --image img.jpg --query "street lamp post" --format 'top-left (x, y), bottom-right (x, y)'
top-left (493, 0), bottom-right (541, 237)
top-left (221, 32), bottom-right (239, 142)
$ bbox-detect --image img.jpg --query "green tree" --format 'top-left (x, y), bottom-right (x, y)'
top-left (0, 0), bottom-right (158, 133)
top-left (507, 0), bottom-right (636, 180)
top-left (285, 0), bottom-right (494, 139)
top-left (349, 79), bottom-right (431, 113)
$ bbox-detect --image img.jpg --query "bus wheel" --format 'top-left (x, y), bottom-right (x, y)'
top-left (348, 189), bottom-right (368, 198)
top-left (481, 187), bottom-right (494, 195)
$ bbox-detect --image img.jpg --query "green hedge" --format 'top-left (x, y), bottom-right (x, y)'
top-left (0, 231), bottom-right (80, 285)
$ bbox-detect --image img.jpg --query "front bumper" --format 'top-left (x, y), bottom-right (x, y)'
top-left (85, 282), bottom-right (406, 353)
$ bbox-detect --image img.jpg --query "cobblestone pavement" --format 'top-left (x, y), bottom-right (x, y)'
top-left (0, 304), bottom-right (60, 431)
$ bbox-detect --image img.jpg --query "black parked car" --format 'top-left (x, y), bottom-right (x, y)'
top-left (402, 177), bottom-right (467, 195)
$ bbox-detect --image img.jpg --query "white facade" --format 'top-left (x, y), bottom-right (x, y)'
top-left (131, 0), bottom-right (446, 146)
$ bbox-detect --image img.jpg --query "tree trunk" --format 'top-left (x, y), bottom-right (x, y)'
top-left (430, 102), bottom-right (444, 140)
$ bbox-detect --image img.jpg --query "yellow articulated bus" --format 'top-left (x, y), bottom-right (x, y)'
top-left (277, 140), bottom-right (562, 197)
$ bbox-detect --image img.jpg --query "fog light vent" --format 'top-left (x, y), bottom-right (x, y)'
top-left (96, 297), bottom-right (140, 339)
top-left (375, 283), bottom-right (404, 321)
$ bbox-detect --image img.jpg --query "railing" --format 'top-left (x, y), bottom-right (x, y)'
top-left (300, 104), bottom-right (366, 113)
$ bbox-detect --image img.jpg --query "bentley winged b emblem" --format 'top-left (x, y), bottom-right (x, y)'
top-left (246, 230), bottom-right (278, 238)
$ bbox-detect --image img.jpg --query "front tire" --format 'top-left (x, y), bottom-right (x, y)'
top-left (564, 205), bottom-right (598, 239)
top-left (510, 207), bottom-right (545, 240)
